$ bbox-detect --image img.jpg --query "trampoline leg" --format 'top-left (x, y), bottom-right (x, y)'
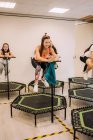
top-left (43, 88), bottom-right (45, 93)
top-left (11, 104), bottom-right (13, 117)
top-left (64, 108), bottom-right (66, 120)
top-left (69, 97), bottom-right (71, 107)
top-left (54, 87), bottom-right (55, 95)
top-left (19, 90), bottom-right (20, 96)
top-left (69, 81), bottom-right (70, 89)
top-left (62, 86), bottom-right (63, 95)
top-left (35, 115), bottom-right (37, 126)
top-left (28, 86), bottom-right (29, 92)
top-left (51, 86), bottom-right (54, 123)
top-left (25, 86), bottom-right (26, 92)
top-left (73, 129), bottom-right (76, 140)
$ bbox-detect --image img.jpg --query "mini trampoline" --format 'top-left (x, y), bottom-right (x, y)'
top-left (0, 82), bottom-right (26, 99)
top-left (68, 77), bottom-right (93, 89)
top-left (28, 80), bottom-right (64, 94)
top-left (11, 93), bottom-right (67, 126)
top-left (71, 106), bottom-right (93, 140)
top-left (69, 87), bottom-right (93, 106)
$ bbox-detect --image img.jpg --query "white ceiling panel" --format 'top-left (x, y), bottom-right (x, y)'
top-left (0, 0), bottom-right (93, 19)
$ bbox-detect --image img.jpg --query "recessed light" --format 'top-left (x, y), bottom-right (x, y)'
top-left (0, 2), bottom-right (16, 8)
top-left (49, 8), bottom-right (69, 13)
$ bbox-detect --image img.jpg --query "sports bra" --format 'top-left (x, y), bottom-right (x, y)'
top-left (41, 47), bottom-right (52, 58)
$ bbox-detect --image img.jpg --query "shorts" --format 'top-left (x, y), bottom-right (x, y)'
top-left (80, 56), bottom-right (89, 63)
top-left (31, 58), bottom-right (48, 70)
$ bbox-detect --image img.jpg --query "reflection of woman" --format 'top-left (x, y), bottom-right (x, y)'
top-left (0, 43), bottom-right (14, 78)
top-left (80, 44), bottom-right (93, 80)
top-left (32, 34), bottom-right (58, 92)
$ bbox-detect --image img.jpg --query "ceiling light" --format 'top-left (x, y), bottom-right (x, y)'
top-left (49, 8), bottom-right (69, 13)
top-left (0, 2), bottom-right (16, 8)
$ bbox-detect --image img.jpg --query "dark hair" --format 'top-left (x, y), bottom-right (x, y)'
top-left (52, 45), bottom-right (57, 54)
top-left (40, 33), bottom-right (50, 56)
top-left (1, 43), bottom-right (10, 55)
top-left (84, 44), bottom-right (93, 53)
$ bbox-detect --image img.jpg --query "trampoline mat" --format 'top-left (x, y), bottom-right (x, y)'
top-left (12, 93), bottom-right (66, 114)
top-left (72, 106), bottom-right (93, 137)
top-left (80, 110), bottom-right (93, 130)
top-left (70, 88), bottom-right (93, 100)
top-left (29, 80), bottom-right (64, 88)
top-left (71, 77), bottom-right (93, 85)
top-left (0, 82), bottom-right (25, 92)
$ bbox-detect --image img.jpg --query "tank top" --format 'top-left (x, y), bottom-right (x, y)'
top-left (41, 47), bottom-right (51, 58)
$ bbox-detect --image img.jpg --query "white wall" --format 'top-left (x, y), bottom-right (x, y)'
top-left (0, 15), bottom-right (75, 84)
top-left (75, 23), bottom-right (93, 77)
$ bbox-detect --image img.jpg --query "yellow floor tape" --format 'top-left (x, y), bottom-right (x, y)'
top-left (25, 130), bottom-right (68, 140)
top-left (25, 114), bottom-right (79, 140)
top-left (54, 114), bottom-right (80, 140)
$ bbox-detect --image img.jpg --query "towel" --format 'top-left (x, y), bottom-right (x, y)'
top-left (45, 62), bottom-right (56, 86)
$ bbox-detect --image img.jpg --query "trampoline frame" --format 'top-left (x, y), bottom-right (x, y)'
top-left (0, 81), bottom-right (26, 99)
top-left (71, 106), bottom-right (93, 140)
top-left (11, 93), bottom-right (67, 126)
top-left (28, 80), bottom-right (64, 94)
top-left (68, 77), bottom-right (93, 89)
top-left (68, 87), bottom-right (93, 106)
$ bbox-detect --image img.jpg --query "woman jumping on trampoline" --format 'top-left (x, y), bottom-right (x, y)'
top-left (32, 33), bottom-right (59, 92)
top-left (0, 43), bottom-right (14, 78)
top-left (80, 44), bottom-right (93, 80)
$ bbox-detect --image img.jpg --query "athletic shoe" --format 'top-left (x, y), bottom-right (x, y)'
top-left (42, 79), bottom-right (49, 87)
top-left (33, 84), bottom-right (38, 92)
top-left (83, 72), bottom-right (88, 80)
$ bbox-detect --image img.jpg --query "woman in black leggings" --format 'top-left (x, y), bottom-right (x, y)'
top-left (32, 34), bottom-right (58, 92)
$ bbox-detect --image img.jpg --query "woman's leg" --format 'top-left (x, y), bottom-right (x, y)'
top-left (41, 63), bottom-right (47, 79)
top-left (32, 58), bottom-right (42, 84)
top-left (83, 64), bottom-right (87, 72)
top-left (0, 62), bottom-right (4, 76)
top-left (86, 58), bottom-right (93, 72)
top-left (41, 63), bottom-right (49, 87)
top-left (35, 65), bottom-right (41, 84)
top-left (82, 58), bottom-right (92, 80)
top-left (31, 58), bottom-right (42, 92)
top-left (83, 58), bottom-right (93, 80)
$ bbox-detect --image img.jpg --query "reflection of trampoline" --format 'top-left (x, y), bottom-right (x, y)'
top-left (11, 93), bottom-right (67, 126)
top-left (68, 77), bottom-right (93, 89)
top-left (28, 80), bottom-right (64, 94)
top-left (71, 106), bottom-right (93, 140)
top-left (69, 88), bottom-right (93, 106)
top-left (0, 82), bottom-right (26, 99)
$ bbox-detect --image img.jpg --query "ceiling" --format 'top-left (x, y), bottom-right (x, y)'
top-left (0, 0), bottom-right (93, 20)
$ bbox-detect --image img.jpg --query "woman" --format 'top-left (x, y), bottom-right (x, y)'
top-left (80, 44), bottom-right (93, 80)
top-left (32, 34), bottom-right (58, 92)
top-left (0, 43), bottom-right (14, 78)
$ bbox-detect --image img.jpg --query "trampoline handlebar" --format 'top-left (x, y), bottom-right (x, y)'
top-left (0, 56), bottom-right (16, 58)
top-left (31, 57), bottom-right (61, 63)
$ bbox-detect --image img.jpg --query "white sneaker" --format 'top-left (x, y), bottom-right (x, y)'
top-left (83, 72), bottom-right (88, 80)
top-left (42, 79), bottom-right (49, 87)
top-left (33, 84), bottom-right (38, 92)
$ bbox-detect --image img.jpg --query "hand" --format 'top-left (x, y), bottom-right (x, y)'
top-left (5, 53), bottom-right (9, 57)
top-left (47, 58), bottom-right (54, 62)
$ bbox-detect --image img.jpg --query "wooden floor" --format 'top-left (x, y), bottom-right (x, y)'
top-left (0, 84), bottom-right (93, 140)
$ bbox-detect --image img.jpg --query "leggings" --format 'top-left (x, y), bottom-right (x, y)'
top-left (80, 56), bottom-right (89, 72)
top-left (31, 58), bottom-right (48, 78)
top-left (0, 61), bottom-right (10, 76)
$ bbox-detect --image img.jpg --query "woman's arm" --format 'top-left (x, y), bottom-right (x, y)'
top-left (90, 51), bottom-right (93, 61)
top-left (0, 51), bottom-right (5, 57)
top-left (34, 46), bottom-right (49, 62)
top-left (4, 52), bottom-right (14, 58)
top-left (48, 48), bottom-right (59, 61)
top-left (8, 52), bottom-right (14, 57)
top-left (90, 46), bottom-right (93, 61)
